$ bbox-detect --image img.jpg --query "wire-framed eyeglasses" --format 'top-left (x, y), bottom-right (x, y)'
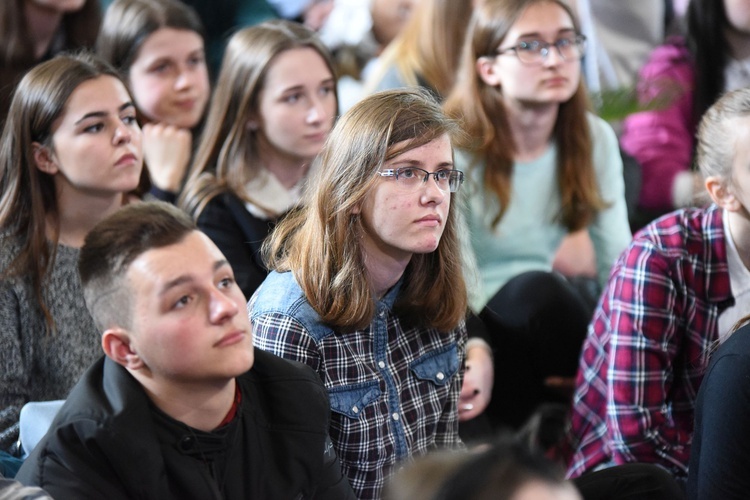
top-left (496, 34), bottom-right (587, 65)
top-left (377, 167), bottom-right (464, 193)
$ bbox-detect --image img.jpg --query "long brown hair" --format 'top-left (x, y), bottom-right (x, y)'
top-left (0, 52), bottom-right (124, 332)
top-left (179, 19), bottom-right (338, 219)
top-left (0, 0), bottom-right (101, 67)
top-left (264, 88), bottom-right (467, 332)
top-left (443, 0), bottom-right (604, 231)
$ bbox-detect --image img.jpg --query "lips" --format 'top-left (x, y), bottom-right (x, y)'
top-left (215, 330), bottom-right (247, 348)
top-left (115, 153), bottom-right (138, 167)
top-left (415, 215), bottom-right (442, 226)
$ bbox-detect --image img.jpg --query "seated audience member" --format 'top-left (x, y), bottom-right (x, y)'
top-left (385, 434), bottom-right (682, 500)
top-left (384, 436), bottom-right (582, 500)
top-left (442, 0), bottom-right (631, 432)
top-left (15, 202), bottom-right (355, 499)
top-left (620, 0), bottom-right (750, 220)
top-left (0, 0), bottom-right (101, 128)
top-left (250, 88), bottom-right (467, 499)
top-left (688, 318), bottom-right (750, 499)
top-left (364, 0), bottom-right (474, 98)
top-left (180, 20), bottom-right (337, 299)
top-left (567, 86), bottom-right (750, 480)
top-left (0, 52), bottom-right (143, 454)
top-left (97, 0), bottom-right (211, 201)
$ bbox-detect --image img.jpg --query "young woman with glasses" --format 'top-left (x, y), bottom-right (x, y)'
top-left (250, 88), bottom-right (467, 500)
top-left (444, 0), bottom-right (631, 435)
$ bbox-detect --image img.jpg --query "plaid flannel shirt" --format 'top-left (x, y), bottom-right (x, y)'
top-left (249, 271), bottom-right (466, 499)
top-left (566, 204), bottom-right (732, 479)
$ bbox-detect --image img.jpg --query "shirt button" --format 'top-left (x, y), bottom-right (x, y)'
top-left (436, 372), bottom-right (445, 381)
top-left (392, 413), bottom-right (399, 421)
top-left (352, 406), bottom-right (359, 414)
top-left (379, 310), bottom-right (386, 318)
top-left (378, 361), bottom-right (385, 369)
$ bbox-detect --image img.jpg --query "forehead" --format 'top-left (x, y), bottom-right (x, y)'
top-left (386, 133), bottom-right (453, 163)
top-left (262, 47), bottom-right (332, 92)
top-left (134, 27), bottom-right (204, 62)
top-left (505, 2), bottom-right (575, 40)
top-left (55, 76), bottom-right (131, 125)
top-left (126, 231), bottom-right (225, 290)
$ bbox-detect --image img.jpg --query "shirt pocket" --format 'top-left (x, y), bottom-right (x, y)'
top-left (409, 343), bottom-right (459, 386)
top-left (328, 380), bottom-right (381, 419)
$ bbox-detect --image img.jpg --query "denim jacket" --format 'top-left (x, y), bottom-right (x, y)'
top-left (249, 270), bottom-right (466, 500)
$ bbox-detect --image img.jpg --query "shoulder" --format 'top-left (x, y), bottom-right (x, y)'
top-left (0, 232), bottom-right (21, 273)
top-left (241, 350), bottom-right (329, 428)
top-left (586, 113), bottom-right (619, 154)
top-left (251, 271), bottom-right (333, 341)
top-left (631, 205), bottom-right (723, 255)
top-left (252, 272), bottom-right (309, 318)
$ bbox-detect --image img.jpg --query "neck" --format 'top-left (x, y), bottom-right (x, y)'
top-left (504, 99), bottom-right (559, 162)
top-left (726, 26), bottom-right (750, 61)
top-left (727, 208), bottom-right (750, 271)
top-left (52, 192), bottom-right (128, 248)
top-left (257, 143), bottom-right (310, 190)
top-left (362, 247), bottom-right (410, 299)
top-left (138, 376), bottom-right (237, 432)
top-left (23, 1), bottom-right (65, 59)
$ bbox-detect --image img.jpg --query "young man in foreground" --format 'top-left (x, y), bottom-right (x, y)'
top-left (16, 201), bottom-right (354, 499)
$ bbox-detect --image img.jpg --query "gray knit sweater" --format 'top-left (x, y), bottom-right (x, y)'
top-left (0, 236), bottom-right (100, 452)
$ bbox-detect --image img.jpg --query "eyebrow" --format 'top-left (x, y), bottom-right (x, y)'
top-left (74, 102), bottom-right (136, 125)
top-left (515, 28), bottom-right (576, 39)
top-left (158, 259), bottom-right (230, 297)
top-left (279, 76), bottom-right (336, 95)
top-left (390, 158), bottom-right (454, 169)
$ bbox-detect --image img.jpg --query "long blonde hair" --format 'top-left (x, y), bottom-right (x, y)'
top-left (264, 88), bottom-right (467, 332)
top-left (444, 0), bottom-right (604, 231)
top-left (366, 0), bottom-right (474, 97)
top-left (179, 20), bottom-right (338, 219)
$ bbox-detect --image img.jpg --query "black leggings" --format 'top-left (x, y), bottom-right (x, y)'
top-left (474, 270), bottom-right (595, 430)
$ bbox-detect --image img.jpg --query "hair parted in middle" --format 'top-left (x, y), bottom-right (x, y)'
top-left (96, 0), bottom-right (205, 75)
top-left (264, 87), bottom-right (467, 332)
top-left (179, 19), bottom-right (338, 219)
top-left (443, 0), bottom-right (604, 231)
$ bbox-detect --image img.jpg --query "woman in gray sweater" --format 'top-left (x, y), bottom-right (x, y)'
top-left (0, 52), bottom-right (143, 452)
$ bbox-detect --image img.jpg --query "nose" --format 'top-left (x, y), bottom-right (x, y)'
top-left (174, 65), bottom-right (197, 91)
top-left (112, 121), bottom-right (133, 145)
top-left (420, 173), bottom-right (446, 204)
top-left (209, 288), bottom-right (239, 324)
top-left (542, 45), bottom-right (565, 67)
top-left (306, 96), bottom-right (329, 125)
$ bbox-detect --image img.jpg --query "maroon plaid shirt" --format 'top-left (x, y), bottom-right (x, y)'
top-left (566, 205), bottom-right (732, 478)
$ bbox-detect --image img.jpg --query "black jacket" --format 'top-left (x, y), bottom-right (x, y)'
top-left (16, 350), bottom-right (355, 500)
top-left (197, 192), bottom-right (276, 300)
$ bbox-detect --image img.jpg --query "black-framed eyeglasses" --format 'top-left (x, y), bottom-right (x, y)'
top-left (496, 34), bottom-right (587, 65)
top-left (377, 167), bottom-right (464, 193)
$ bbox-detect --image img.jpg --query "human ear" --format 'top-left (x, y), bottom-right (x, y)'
top-left (31, 142), bottom-right (59, 175)
top-left (705, 175), bottom-right (740, 211)
top-left (102, 328), bottom-right (144, 370)
top-left (476, 56), bottom-right (502, 87)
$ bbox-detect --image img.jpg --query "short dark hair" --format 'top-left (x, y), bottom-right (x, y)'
top-left (78, 201), bottom-right (196, 331)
